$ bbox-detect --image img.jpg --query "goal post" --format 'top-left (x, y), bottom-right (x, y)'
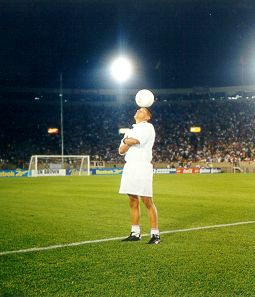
top-left (28, 155), bottom-right (90, 177)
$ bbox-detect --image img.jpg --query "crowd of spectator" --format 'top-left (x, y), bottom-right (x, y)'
top-left (1, 93), bottom-right (255, 169)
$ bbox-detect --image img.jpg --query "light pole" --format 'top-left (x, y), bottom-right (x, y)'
top-left (60, 72), bottom-right (64, 164)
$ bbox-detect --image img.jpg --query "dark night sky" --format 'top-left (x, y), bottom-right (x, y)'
top-left (1, 0), bottom-right (255, 89)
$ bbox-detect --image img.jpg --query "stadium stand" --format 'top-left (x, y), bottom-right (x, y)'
top-left (1, 90), bottom-right (255, 169)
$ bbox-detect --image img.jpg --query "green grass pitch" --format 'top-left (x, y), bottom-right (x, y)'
top-left (0, 174), bottom-right (255, 297)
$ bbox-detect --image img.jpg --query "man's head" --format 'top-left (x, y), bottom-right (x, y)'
top-left (134, 107), bottom-right (152, 123)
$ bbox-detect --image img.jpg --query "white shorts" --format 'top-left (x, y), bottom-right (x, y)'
top-left (119, 162), bottom-right (153, 197)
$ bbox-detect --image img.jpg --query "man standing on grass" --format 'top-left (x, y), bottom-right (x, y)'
top-left (119, 107), bottom-right (160, 244)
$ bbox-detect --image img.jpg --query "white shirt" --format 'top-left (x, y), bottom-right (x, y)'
top-left (120, 121), bottom-right (155, 163)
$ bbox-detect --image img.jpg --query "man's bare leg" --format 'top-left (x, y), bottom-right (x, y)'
top-left (141, 196), bottom-right (158, 229)
top-left (141, 196), bottom-right (160, 244)
top-left (129, 194), bottom-right (140, 225)
top-left (122, 194), bottom-right (141, 241)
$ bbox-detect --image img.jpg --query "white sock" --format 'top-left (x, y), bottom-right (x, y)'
top-left (131, 225), bottom-right (140, 236)
top-left (151, 229), bottom-right (159, 237)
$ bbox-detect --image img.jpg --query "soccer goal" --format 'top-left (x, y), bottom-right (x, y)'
top-left (28, 155), bottom-right (90, 177)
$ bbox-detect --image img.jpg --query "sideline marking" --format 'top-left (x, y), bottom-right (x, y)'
top-left (1, 220), bottom-right (254, 256)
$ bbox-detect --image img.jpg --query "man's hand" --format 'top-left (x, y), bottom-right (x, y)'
top-left (124, 137), bottom-right (140, 146)
top-left (119, 137), bottom-right (140, 155)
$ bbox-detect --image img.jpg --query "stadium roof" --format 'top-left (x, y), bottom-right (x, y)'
top-left (1, 84), bottom-right (255, 97)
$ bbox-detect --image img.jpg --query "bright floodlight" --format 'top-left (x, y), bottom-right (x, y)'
top-left (110, 57), bottom-right (133, 83)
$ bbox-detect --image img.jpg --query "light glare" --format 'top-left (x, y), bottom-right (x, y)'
top-left (110, 57), bottom-right (132, 83)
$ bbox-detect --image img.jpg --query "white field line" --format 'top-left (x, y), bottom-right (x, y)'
top-left (0, 220), bottom-right (254, 256)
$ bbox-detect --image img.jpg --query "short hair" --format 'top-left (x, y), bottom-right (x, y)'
top-left (144, 107), bottom-right (153, 119)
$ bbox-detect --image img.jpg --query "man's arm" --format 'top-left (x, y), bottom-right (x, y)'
top-left (118, 137), bottom-right (140, 155)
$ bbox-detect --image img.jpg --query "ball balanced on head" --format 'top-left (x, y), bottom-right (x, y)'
top-left (135, 89), bottom-right (154, 107)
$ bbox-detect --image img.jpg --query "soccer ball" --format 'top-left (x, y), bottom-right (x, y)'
top-left (135, 89), bottom-right (154, 107)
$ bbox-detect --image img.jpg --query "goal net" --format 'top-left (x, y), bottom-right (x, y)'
top-left (28, 155), bottom-right (90, 177)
